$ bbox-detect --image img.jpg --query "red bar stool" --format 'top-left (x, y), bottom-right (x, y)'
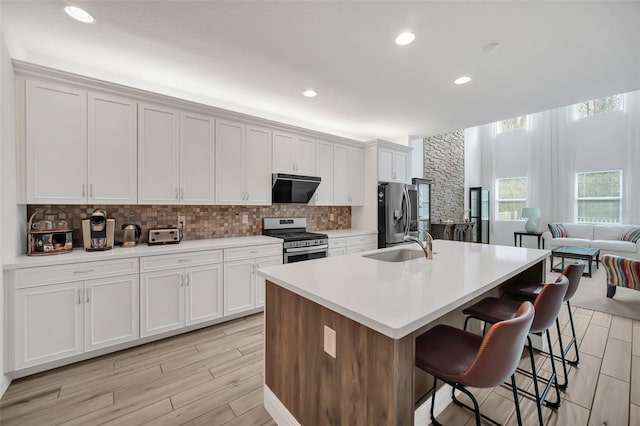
top-left (503, 262), bottom-right (585, 389)
top-left (462, 275), bottom-right (569, 426)
top-left (415, 301), bottom-right (534, 426)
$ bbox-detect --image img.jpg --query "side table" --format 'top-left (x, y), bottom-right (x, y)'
top-left (514, 231), bottom-right (545, 249)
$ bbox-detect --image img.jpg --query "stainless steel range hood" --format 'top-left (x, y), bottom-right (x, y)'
top-left (272, 173), bottom-right (321, 204)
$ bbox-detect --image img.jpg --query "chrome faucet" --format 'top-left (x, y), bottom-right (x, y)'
top-left (404, 232), bottom-right (433, 259)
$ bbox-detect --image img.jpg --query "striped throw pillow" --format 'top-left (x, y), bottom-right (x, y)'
top-left (548, 223), bottom-right (567, 238)
top-left (622, 228), bottom-right (640, 243)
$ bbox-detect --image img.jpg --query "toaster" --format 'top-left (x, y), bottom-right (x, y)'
top-left (148, 227), bottom-right (181, 245)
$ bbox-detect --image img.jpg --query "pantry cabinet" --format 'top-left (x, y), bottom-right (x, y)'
top-left (180, 112), bottom-right (216, 204)
top-left (215, 119), bottom-right (272, 205)
top-left (311, 140), bottom-right (333, 205)
top-left (272, 131), bottom-right (316, 175)
top-left (333, 144), bottom-right (364, 206)
top-left (25, 80), bottom-right (138, 204)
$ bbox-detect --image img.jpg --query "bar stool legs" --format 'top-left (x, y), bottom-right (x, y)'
top-left (563, 301), bottom-right (580, 366)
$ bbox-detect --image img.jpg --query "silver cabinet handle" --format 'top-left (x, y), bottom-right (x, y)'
top-left (89, 184), bottom-right (94, 198)
top-left (175, 188), bottom-right (179, 199)
top-left (245, 192), bottom-right (249, 201)
top-left (180, 187), bottom-right (184, 199)
top-left (177, 258), bottom-right (191, 263)
top-left (77, 290), bottom-right (82, 305)
top-left (186, 274), bottom-right (190, 286)
top-left (85, 288), bottom-right (90, 303)
top-left (73, 269), bottom-right (94, 274)
top-left (180, 275), bottom-right (184, 287)
top-left (82, 184), bottom-right (86, 197)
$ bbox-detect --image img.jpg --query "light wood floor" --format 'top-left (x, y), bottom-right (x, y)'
top-left (0, 307), bottom-right (638, 425)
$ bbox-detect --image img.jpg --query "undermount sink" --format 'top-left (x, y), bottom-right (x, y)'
top-left (363, 249), bottom-right (426, 262)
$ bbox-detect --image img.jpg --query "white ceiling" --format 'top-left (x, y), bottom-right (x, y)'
top-left (1, 1), bottom-right (639, 143)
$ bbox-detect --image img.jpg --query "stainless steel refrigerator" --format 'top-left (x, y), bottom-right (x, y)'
top-left (377, 182), bottom-right (418, 248)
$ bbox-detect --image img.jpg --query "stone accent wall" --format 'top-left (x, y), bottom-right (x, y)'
top-left (27, 205), bottom-right (351, 246)
top-left (424, 130), bottom-right (465, 223)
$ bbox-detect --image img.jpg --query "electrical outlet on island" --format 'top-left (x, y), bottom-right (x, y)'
top-left (324, 325), bottom-right (336, 358)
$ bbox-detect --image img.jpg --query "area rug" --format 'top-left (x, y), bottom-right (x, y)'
top-left (548, 264), bottom-right (640, 321)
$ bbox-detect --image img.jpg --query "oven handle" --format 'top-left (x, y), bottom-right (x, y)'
top-left (285, 244), bottom-right (329, 253)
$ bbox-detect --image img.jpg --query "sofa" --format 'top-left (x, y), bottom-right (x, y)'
top-left (602, 255), bottom-right (640, 298)
top-left (542, 223), bottom-right (640, 259)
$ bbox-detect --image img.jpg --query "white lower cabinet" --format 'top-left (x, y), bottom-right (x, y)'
top-left (223, 244), bottom-right (282, 315)
top-left (328, 233), bottom-right (377, 257)
top-left (14, 273), bottom-right (139, 369)
top-left (140, 259), bottom-right (223, 337)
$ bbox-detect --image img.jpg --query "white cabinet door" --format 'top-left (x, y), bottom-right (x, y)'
top-left (348, 147), bottom-right (365, 205)
top-left (244, 126), bottom-right (272, 205)
top-left (15, 281), bottom-right (84, 369)
top-left (138, 103), bottom-right (180, 204)
top-left (84, 274), bottom-right (139, 351)
top-left (255, 255), bottom-right (282, 307)
top-left (180, 112), bottom-right (215, 204)
top-left (378, 148), bottom-right (395, 182)
top-left (328, 247), bottom-right (347, 257)
top-left (186, 264), bottom-right (223, 326)
top-left (393, 150), bottom-right (410, 183)
top-left (215, 120), bottom-right (245, 205)
top-left (140, 269), bottom-right (185, 337)
top-left (313, 141), bottom-right (333, 205)
top-left (333, 144), bottom-right (350, 205)
top-left (88, 93), bottom-right (137, 204)
top-left (26, 80), bottom-right (87, 204)
top-left (272, 131), bottom-right (295, 173)
top-left (295, 136), bottom-right (316, 175)
top-left (224, 259), bottom-right (255, 316)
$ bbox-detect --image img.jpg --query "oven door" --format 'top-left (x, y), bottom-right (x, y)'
top-left (284, 244), bottom-right (328, 264)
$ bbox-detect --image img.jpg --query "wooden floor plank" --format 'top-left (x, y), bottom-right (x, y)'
top-left (633, 320), bottom-right (640, 356)
top-left (631, 355), bottom-right (640, 406)
top-left (589, 311), bottom-right (612, 328)
top-left (561, 353), bottom-right (602, 409)
top-left (608, 315), bottom-right (633, 342)
top-left (209, 349), bottom-right (264, 378)
top-left (59, 364), bottom-right (163, 398)
top-left (220, 404), bottom-right (272, 426)
top-left (587, 374), bottom-right (629, 426)
top-left (178, 403), bottom-right (236, 426)
top-left (579, 323), bottom-right (609, 358)
top-left (630, 403), bottom-right (640, 426)
top-left (229, 386), bottom-right (263, 416)
top-left (544, 399), bottom-right (589, 426)
top-left (600, 338), bottom-right (632, 382)
top-left (101, 398), bottom-right (174, 426)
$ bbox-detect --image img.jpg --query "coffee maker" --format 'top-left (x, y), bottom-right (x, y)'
top-left (82, 208), bottom-right (115, 251)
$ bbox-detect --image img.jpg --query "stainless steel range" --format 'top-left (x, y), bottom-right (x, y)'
top-left (262, 217), bottom-right (328, 264)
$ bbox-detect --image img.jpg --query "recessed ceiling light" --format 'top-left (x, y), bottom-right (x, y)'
top-left (454, 76), bottom-right (472, 85)
top-left (482, 42), bottom-right (500, 53)
top-left (64, 6), bottom-right (95, 23)
top-left (302, 89), bottom-right (317, 98)
top-left (395, 32), bottom-right (415, 46)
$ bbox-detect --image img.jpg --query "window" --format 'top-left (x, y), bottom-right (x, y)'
top-left (575, 95), bottom-right (622, 119)
top-left (497, 116), bottom-right (528, 133)
top-left (576, 170), bottom-right (622, 223)
top-left (496, 177), bottom-right (527, 220)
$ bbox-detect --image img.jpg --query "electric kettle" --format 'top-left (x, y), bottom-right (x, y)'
top-left (122, 224), bottom-right (142, 247)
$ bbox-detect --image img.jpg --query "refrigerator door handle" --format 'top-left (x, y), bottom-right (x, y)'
top-left (403, 186), bottom-right (410, 236)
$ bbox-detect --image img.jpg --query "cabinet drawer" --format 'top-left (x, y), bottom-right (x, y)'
top-left (224, 244), bottom-right (282, 262)
top-left (346, 243), bottom-right (377, 254)
top-left (328, 238), bottom-right (346, 248)
top-left (140, 250), bottom-right (222, 272)
top-left (14, 258), bottom-right (139, 289)
top-left (346, 234), bottom-right (377, 247)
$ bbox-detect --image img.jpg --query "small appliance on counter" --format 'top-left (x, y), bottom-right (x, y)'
top-left (27, 209), bottom-right (73, 255)
top-left (148, 227), bottom-right (181, 245)
top-left (82, 208), bottom-right (115, 251)
top-left (121, 224), bottom-right (142, 247)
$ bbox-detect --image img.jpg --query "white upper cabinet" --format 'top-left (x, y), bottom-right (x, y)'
top-left (216, 120), bottom-right (272, 205)
top-left (180, 112), bottom-right (215, 204)
top-left (25, 81), bottom-right (139, 204)
top-left (312, 140), bottom-right (333, 205)
top-left (272, 131), bottom-right (315, 175)
top-left (88, 93), bottom-right (137, 204)
top-left (378, 146), bottom-right (411, 184)
top-left (26, 80), bottom-right (87, 204)
top-left (333, 145), bottom-right (364, 206)
top-left (138, 103), bottom-right (181, 204)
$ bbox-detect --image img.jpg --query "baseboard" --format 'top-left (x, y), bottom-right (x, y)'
top-left (264, 383), bottom-right (455, 426)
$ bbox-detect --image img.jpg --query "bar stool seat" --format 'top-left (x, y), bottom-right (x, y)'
top-left (415, 302), bottom-right (534, 426)
top-left (462, 297), bottom-right (521, 325)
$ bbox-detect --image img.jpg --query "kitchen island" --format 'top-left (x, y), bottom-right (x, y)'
top-left (257, 240), bottom-right (549, 425)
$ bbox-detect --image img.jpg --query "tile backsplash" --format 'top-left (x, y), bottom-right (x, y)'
top-left (27, 205), bottom-right (351, 246)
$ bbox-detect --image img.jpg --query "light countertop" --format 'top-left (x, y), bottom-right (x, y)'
top-left (3, 235), bottom-right (283, 270)
top-left (257, 240), bottom-right (549, 339)
top-left (318, 229), bottom-right (377, 238)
